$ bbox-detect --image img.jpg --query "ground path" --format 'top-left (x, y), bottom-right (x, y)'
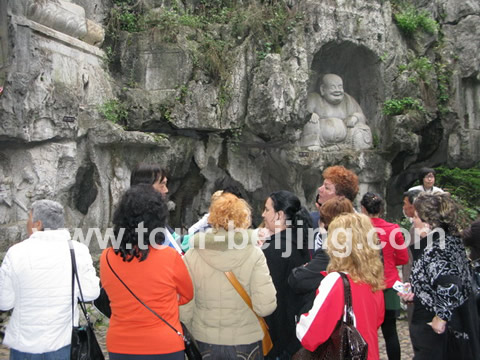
top-left (0, 314), bottom-right (414, 359)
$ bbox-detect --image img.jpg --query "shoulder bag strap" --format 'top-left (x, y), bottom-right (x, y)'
top-left (105, 248), bottom-right (184, 340)
top-left (70, 243), bottom-right (75, 327)
top-left (68, 240), bottom-right (91, 326)
top-left (224, 271), bottom-right (270, 330)
top-left (338, 272), bottom-right (355, 326)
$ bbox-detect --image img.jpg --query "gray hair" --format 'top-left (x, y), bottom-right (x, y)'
top-left (403, 189), bottom-right (422, 205)
top-left (31, 200), bottom-right (65, 230)
top-left (414, 193), bottom-right (458, 232)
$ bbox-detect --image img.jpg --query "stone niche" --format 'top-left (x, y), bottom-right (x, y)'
top-left (308, 41), bottom-right (384, 133)
top-left (292, 40), bottom-right (391, 211)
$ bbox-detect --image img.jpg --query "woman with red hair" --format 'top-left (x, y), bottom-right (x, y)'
top-left (181, 193), bottom-right (277, 359)
top-left (317, 165), bottom-right (359, 206)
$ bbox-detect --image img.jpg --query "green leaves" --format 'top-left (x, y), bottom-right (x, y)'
top-left (394, 5), bottom-right (438, 37)
top-left (435, 165), bottom-right (480, 210)
top-left (99, 99), bottom-right (129, 125)
top-left (383, 97), bottom-right (424, 116)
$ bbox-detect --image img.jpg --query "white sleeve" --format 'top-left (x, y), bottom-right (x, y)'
top-left (74, 243), bottom-right (100, 302)
top-left (187, 213), bottom-right (210, 234)
top-left (0, 252), bottom-right (15, 310)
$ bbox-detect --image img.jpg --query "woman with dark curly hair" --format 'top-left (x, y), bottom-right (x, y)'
top-left (261, 190), bottom-right (313, 359)
top-left (100, 184), bottom-right (193, 360)
top-left (361, 192), bottom-right (408, 360)
top-left (398, 193), bottom-right (479, 359)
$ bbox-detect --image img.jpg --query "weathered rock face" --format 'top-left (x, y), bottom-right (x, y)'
top-left (0, 0), bottom-right (479, 252)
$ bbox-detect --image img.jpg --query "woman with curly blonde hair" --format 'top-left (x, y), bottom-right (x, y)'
top-left (297, 213), bottom-right (385, 360)
top-left (180, 193), bottom-right (277, 360)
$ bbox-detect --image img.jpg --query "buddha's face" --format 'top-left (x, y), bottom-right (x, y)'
top-left (320, 75), bottom-right (344, 105)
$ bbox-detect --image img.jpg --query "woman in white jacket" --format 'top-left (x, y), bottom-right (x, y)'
top-left (0, 200), bottom-right (100, 359)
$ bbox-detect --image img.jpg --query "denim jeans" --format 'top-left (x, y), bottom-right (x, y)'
top-left (10, 345), bottom-right (70, 360)
top-left (197, 340), bottom-right (263, 360)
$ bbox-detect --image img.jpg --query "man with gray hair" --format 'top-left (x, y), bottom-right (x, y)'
top-left (401, 189), bottom-right (423, 327)
top-left (0, 200), bottom-right (100, 359)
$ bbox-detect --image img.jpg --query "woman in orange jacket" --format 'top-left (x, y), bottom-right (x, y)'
top-left (100, 184), bottom-right (193, 360)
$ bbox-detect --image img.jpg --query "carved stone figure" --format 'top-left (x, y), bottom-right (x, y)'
top-left (110, 166), bottom-right (130, 208)
top-left (26, 0), bottom-right (104, 46)
top-left (299, 74), bottom-right (372, 150)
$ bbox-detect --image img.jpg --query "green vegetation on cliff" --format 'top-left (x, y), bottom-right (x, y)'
top-left (393, 4), bottom-right (438, 37)
top-left (437, 164), bottom-right (480, 229)
top-left (383, 97), bottom-right (424, 116)
top-left (107, 0), bottom-right (301, 82)
top-left (435, 165), bottom-right (480, 210)
top-left (99, 99), bottom-right (129, 125)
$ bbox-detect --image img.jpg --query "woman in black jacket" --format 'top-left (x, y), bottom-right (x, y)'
top-left (261, 190), bottom-right (312, 359)
top-left (399, 193), bottom-right (479, 359)
top-left (288, 196), bottom-right (354, 317)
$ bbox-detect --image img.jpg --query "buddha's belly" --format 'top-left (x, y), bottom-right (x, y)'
top-left (319, 117), bottom-right (347, 144)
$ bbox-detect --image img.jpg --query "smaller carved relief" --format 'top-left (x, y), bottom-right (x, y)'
top-left (26, 0), bottom-right (104, 47)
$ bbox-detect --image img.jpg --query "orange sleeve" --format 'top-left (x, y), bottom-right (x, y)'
top-left (173, 254), bottom-right (194, 305)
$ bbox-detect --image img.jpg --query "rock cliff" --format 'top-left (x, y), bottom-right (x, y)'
top-left (0, 0), bottom-right (478, 251)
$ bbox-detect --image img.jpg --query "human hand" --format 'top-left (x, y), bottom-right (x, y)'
top-left (430, 315), bottom-right (446, 334)
top-left (397, 283), bottom-right (414, 302)
top-left (345, 115), bottom-right (359, 127)
top-left (257, 227), bottom-right (272, 246)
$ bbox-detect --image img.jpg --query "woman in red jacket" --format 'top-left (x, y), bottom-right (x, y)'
top-left (100, 184), bottom-right (194, 360)
top-left (361, 192), bottom-right (409, 360)
top-left (296, 213), bottom-right (385, 360)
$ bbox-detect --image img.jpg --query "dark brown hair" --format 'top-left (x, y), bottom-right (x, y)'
top-left (320, 196), bottom-right (354, 229)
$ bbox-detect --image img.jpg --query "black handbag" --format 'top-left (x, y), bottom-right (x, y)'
top-left (69, 241), bottom-right (105, 360)
top-left (444, 325), bottom-right (474, 360)
top-left (93, 286), bottom-right (111, 318)
top-left (106, 249), bottom-right (202, 360)
top-left (181, 322), bottom-right (203, 360)
top-left (292, 272), bottom-right (368, 360)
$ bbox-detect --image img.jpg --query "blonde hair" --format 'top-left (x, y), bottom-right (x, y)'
top-left (208, 193), bottom-right (251, 230)
top-left (326, 213), bottom-right (385, 292)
